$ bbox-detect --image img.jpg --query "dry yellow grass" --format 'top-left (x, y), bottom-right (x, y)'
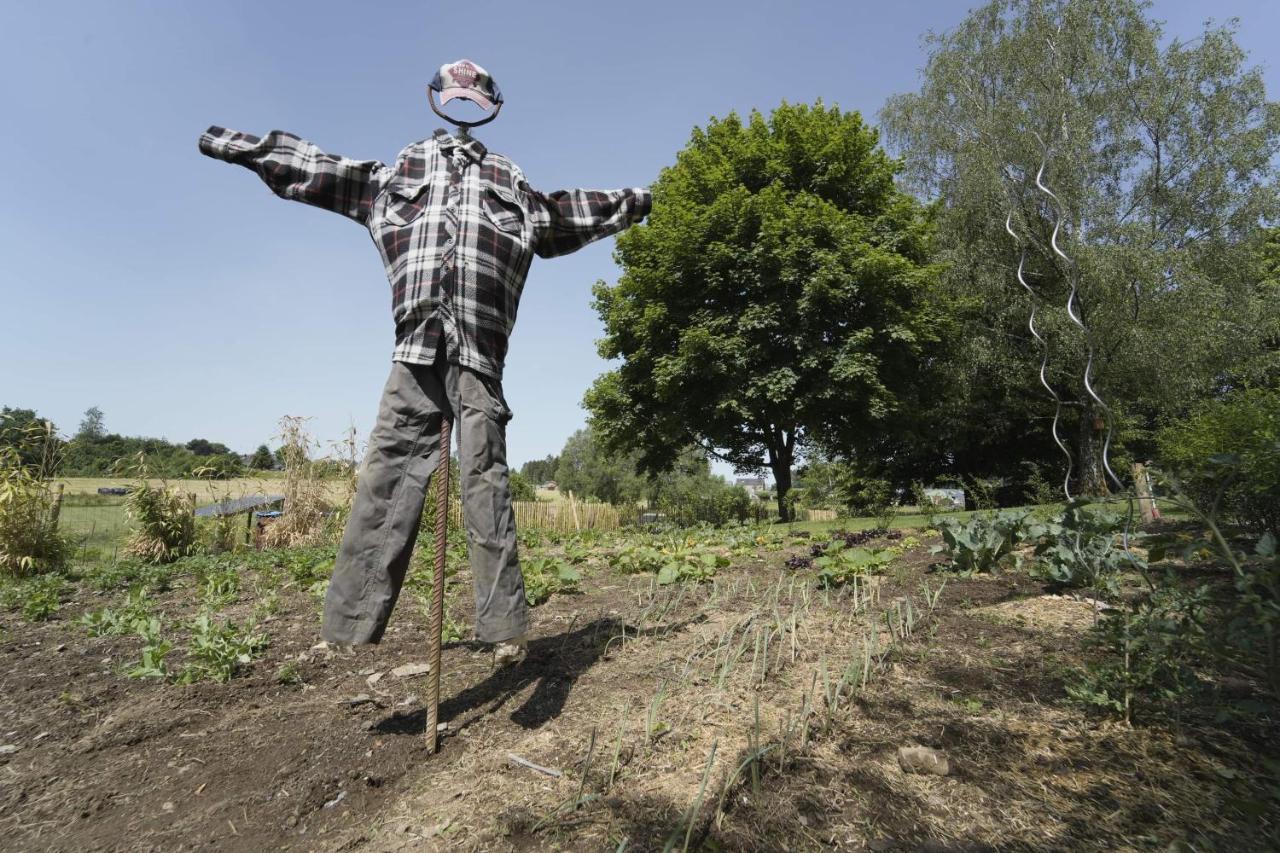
top-left (56, 476), bottom-right (348, 503)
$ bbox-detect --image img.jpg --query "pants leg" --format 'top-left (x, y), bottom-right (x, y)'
top-left (321, 361), bottom-right (449, 645)
top-left (454, 369), bottom-right (528, 643)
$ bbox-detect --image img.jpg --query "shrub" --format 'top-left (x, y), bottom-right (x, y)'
top-left (837, 475), bottom-right (894, 518)
top-left (509, 470), bottom-right (536, 503)
top-left (1068, 586), bottom-right (1210, 724)
top-left (123, 479), bottom-right (196, 564)
top-left (963, 475), bottom-right (1006, 511)
top-left (655, 477), bottom-right (752, 528)
top-left (910, 481), bottom-right (941, 529)
top-left (0, 428), bottom-right (69, 576)
top-left (1157, 387), bottom-right (1280, 535)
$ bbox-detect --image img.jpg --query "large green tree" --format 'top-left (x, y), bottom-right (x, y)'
top-left (0, 407), bottom-right (61, 472)
top-left (249, 444), bottom-right (275, 470)
top-left (586, 102), bottom-right (944, 519)
top-left (518, 454), bottom-right (560, 486)
top-left (554, 428), bottom-right (649, 506)
top-left (76, 406), bottom-right (105, 441)
top-left (880, 0), bottom-right (1280, 496)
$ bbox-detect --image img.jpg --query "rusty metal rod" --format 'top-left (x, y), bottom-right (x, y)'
top-left (425, 414), bottom-right (452, 752)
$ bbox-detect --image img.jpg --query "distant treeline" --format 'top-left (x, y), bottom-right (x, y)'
top-left (1, 406), bottom-right (279, 479)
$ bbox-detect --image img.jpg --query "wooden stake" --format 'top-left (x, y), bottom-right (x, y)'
top-left (49, 483), bottom-right (65, 529)
top-left (1132, 462), bottom-right (1159, 523)
top-left (425, 415), bottom-right (452, 753)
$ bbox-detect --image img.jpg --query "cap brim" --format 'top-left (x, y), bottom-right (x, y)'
top-left (439, 86), bottom-right (494, 110)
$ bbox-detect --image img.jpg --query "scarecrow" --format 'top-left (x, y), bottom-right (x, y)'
top-left (200, 60), bottom-right (651, 671)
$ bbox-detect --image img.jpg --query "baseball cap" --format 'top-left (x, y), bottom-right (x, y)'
top-left (429, 59), bottom-right (503, 111)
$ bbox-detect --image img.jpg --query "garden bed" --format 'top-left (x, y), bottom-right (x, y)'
top-left (0, 526), bottom-right (1275, 851)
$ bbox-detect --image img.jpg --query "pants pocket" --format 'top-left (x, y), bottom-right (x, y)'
top-left (473, 372), bottom-right (513, 425)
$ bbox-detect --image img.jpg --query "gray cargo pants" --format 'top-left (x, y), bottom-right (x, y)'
top-left (321, 357), bottom-right (528, 646)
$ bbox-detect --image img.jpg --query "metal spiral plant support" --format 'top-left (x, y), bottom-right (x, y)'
top-left (1005, 210), bottom-right (1073, 500)
top-left (1024, 132), bottom-right (1150, 587)
top-left (1032, 156), bottom-right (1124, 497)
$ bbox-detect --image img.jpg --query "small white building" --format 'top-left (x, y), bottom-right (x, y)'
top-left (735, 477), bottom-right (768, 498)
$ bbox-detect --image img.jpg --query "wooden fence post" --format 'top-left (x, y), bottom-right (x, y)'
top-left (49, 483), bottom-right (65, 529)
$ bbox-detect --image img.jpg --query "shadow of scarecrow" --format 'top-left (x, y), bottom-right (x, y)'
top-left (369, 615), bottom-right (703, 738)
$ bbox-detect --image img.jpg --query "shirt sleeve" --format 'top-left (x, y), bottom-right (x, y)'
top-left (519, 178), bottom-right (652, 259)
top-left (198, 126), bottom-right (393, 225)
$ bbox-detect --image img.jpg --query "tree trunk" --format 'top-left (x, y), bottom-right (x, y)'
top-left (772, 461), bottom-right (793, 522)
top-left (766, 427), bottom-right (796, 521)
top-left (1075, 405), bottom-right (1109, 498)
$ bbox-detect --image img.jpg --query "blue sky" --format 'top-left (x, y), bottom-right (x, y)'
top-left (2, 0), bottom-right (1277, 475)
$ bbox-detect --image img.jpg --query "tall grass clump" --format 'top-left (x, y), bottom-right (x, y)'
top-left (260, 416), bottom-right (334, 548)
top-left (122, 454), bottom-right (196, 564)
top-left (0, 422), bottom-right (69, 576)
top-left (323, 422), bottom-right (362, 541)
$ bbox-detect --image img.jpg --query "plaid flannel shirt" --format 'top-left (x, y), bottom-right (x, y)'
top-left (199, 127), bottom-right (651, 378)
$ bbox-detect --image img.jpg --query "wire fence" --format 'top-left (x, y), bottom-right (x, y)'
top-left (52, 493), bottom-right (842, 555)
top-left (57, 500), bottom-right (131, 554)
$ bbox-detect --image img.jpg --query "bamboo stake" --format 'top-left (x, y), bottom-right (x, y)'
top-left (425, 415), bottom-right (452, 753)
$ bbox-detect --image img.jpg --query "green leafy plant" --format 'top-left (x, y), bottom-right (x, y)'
top-left (275, 661), bottom-right (302, 685)
top-left (1026, 501), bottom-right (1142, 590)
top-left (611, 543), bottom-right (666, 575)
top-left (814, 545), bottom-right (894, 587)
top-left (86, 559), bottom-right (174, 593)
top-left (177, 613), bottom-right (267, 683)
top-left (1068, 586), bottom-right (1210, 724)
top-left (80, 587), bottom-right (155, 636)
top-left (195, 560), bottom-right (241, 609)
top-left (523, 555), bottom-right (581, 605)
top-left (126, 616), bottom-right (173, 679)
top-left (561, 540), bottom-right (591, 565)
top-left (657, 549), bottom-right (726, 585)
top-left (19, 573), bottom-right (66, 621)
top-left (407, 581), bottom-right (466, 644)
top-left (932, 510), bottom-right (1029, 573)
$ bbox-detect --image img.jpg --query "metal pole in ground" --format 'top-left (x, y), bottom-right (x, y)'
top-left (425, 415), bottom-right (452, 753)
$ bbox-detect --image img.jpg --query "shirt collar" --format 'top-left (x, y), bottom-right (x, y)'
top-left (432, 127), bottom-right (487, 163)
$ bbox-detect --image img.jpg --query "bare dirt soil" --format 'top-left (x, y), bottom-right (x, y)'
top-left (0, 533), bottom-right (1276, 852)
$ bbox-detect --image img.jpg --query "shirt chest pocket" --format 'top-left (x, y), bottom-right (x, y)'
top-left (380, 181), bottom-right (433, 227)
top-left (481, 186), bottom-right (525, 235)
